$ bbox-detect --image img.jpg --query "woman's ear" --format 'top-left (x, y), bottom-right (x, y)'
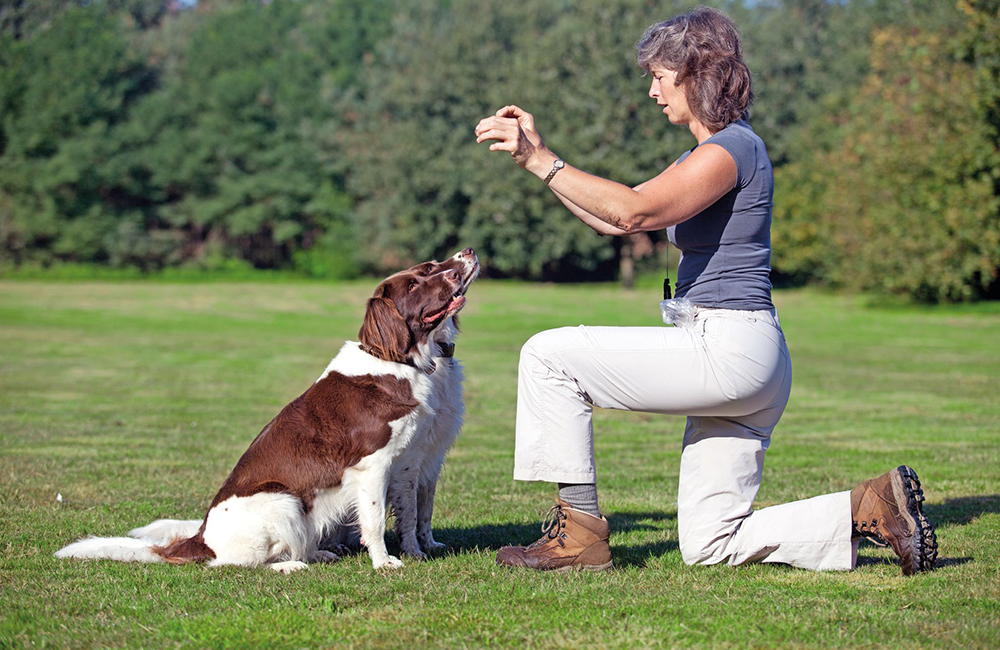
top-left (359, 296), bottom-right (412, 363)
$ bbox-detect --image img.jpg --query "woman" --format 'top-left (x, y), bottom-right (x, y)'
top-left (474, 7), bottom-right (936, 575)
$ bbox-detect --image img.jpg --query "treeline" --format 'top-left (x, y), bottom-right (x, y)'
top-left (1, 0), bottom-right (998, 300)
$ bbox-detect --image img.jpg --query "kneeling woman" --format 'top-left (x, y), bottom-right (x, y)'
top-left (474, 6), bottom-right (936, 575)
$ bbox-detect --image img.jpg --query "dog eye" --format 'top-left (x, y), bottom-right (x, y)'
top-left (408, 281), bottom-right (418, 293)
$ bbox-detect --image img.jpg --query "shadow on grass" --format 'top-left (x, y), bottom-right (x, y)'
top-left (381, 497), bottom-right (994, 571)
top-left (433, 510), bottom-right (677, 568)
top-left (924, 494), bottom-right (1000, 527)
top-left (855, 548), bottom-right (973, 571)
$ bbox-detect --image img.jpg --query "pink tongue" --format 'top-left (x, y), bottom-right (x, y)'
top-left (423, 308), bottom-right (446, 324)
top-left (422, 296), bottom-right (465, 323)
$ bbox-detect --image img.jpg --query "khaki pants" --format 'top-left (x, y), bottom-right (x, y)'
top-left (513, 307), bottom-right (857, 571)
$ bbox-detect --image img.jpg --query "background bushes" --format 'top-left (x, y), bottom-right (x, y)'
top-left (0, 0), bottom-right (997, 300)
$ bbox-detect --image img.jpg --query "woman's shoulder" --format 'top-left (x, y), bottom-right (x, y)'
top-left (704, 121), bottom-right (768, 187)
top-left (707, 120), bottom-right (761, 149)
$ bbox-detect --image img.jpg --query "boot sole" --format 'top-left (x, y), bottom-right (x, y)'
top-left (891, 465), bottom-right (938, 575)
top-left (551, 560), bottom-right (614, 573)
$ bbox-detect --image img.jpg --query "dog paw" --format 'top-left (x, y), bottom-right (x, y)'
top-left (422, 540), bottom-right (448, 555)
top-left (401, 546), bottom-right (429, 561)
top-left (269, 561), bottom-right (309, 574)
top-left (373, 555), bottom-right (404, 571)
top-left (323, 543), bottom-right (353, 557)
top-left (312, 550), bottom-right (342, 564)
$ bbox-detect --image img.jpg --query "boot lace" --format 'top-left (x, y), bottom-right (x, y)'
top-left (525, 504), bottom-right (566, 549)
top-left (856, 518), bottom-right (888, 547)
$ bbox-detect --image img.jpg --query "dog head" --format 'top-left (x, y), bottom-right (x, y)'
top-left (359, 247), bottom-right (479, 372)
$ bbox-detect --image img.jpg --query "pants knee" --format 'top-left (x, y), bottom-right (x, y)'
top-left (519, 327), bottom-right (576, 370)
top-left (678, 519), bottom-right (739, 566)
top-left (680, 540), bottom-right (722, 566)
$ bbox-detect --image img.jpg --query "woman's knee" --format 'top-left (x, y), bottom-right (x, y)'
top-left (679, 533), bottom-right (729, 566)
top-left (519, 327), bottom-right (578, 367)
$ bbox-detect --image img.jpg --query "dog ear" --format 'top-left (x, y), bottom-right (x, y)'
top-left (359, 296), bottom-right (412, 363)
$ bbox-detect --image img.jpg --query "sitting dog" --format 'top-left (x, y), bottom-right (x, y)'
top-left (55, 248), bottom-right (478, 573)
top-left (323, 248), bottom-right (479, 560)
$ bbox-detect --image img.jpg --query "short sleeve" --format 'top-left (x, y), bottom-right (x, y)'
top-left (704, 122), bottom-right (757, 189)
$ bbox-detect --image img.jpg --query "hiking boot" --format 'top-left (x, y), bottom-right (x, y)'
top-left (851, 465), bottom-right (938, 575)
top-left (496, 500), bottom-right (613, 572)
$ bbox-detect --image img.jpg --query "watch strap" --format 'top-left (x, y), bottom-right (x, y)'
top-left (543, 159), bottom-right (565, 185)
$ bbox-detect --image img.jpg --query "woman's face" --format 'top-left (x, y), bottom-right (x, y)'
top-left (648, 65), bottom-right (691, 125)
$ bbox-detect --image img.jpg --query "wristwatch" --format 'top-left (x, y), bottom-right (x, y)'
top-left (543, 158), bottom-right (565, 185)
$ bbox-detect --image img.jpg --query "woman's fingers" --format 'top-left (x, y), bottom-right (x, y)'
top-left (496, 104), bottom-right (528, 119)
top-left (476, 110), bottom-right (537, 166)
top-left (492, 105), bottom-right (542, 146)
top-left (475, 125), bottom-right (518, 144)
top-left (475, 116), bottom-right (517, 137)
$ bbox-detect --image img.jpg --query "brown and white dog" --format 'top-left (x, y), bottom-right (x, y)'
top-left (324, 248), bottom-right (478, 559)
top-left (55, 248), bottom-right (479, 572)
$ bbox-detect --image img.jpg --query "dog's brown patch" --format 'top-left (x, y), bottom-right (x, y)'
top-left (153, 531), bottom-right (216, 564)
top-left (207, 372), bottom-right (419, 514)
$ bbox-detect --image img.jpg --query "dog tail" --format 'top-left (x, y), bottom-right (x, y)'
top-left (129, 519), bottom-right (203, 545)
top-left (55, 536), bottom-right (163, 563)
top-left (151, 532), bottom-right (216, 565)
top-left (56, 518), bottom-right (214, 565)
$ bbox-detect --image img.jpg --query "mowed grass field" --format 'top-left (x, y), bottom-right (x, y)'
top-left (1, 278), bottom-right (998, 649)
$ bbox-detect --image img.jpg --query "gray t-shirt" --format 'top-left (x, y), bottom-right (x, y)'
top-left (666, 120), bottom-right (774, 311)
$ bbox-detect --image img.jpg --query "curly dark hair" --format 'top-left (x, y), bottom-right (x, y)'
top-left (636, 6), bottom-right (753, 133)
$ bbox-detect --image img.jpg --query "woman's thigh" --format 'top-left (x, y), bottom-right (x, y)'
top-left (525, 317), bottom-right (788, 418)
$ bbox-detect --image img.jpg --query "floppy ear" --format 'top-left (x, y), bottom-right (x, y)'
top-left (359, 296), bottom-right (412, 363)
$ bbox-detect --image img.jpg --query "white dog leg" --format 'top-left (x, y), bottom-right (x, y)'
top-left (355, 470), bottom-right (403, 570)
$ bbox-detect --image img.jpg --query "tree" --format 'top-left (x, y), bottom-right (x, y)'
top-left (0, 7), bottom-right (157, 265)
top-left (340, 0), bottom-right (692, 279)
top-left (775, 25), bottom-right (1000, 301)
top-left (1, 0), bottom-right (392, 273)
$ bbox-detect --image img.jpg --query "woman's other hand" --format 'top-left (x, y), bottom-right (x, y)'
top-left (475, 105), bottom-right (549, 171)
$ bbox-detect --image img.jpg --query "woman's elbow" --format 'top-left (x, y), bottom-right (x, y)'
top-left (617, 209), bottom-right (657, 234)
top-left (627, 206), bottom-right (686, 232)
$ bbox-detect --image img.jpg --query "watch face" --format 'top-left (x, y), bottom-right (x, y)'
top-left (554, 160), bottom-right (565, 169)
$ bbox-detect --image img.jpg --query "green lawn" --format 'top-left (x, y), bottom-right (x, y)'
top-left (1, 279), bottom-right (998, 649)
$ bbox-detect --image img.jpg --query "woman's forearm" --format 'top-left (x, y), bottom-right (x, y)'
top-left (527, 152), bottom-right (665, 233)
top-left (550, 188), bottom-right (630, 236)
top-left (475, 105), bottom-right (735, 233)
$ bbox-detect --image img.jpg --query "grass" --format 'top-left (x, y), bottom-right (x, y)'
top-left (1, 278), bottom-right (998, 649)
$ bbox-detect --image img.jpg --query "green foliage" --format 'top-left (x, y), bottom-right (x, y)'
top-left (342, 0), bottom-right (688, 279)
top-left (772, 21), bottom-right (1000, 301)
top-left (0, 0), bottom-right (998, 296)
top-left (0, 6), bottom-right (156, 264)
top-left (0, 0), bottom-right (390, 277)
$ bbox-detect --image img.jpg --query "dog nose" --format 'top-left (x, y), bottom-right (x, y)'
top-left (461, 247), bottom-right (474, 258)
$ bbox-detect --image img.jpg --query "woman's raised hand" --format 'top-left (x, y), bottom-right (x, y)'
top-left (497, 105), bottom-right (544, 147)
top-left (475, 105), bottom-right (546, 169)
